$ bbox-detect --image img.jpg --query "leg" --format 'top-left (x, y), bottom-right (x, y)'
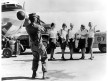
top-left (68, 40), bottom-right (73, 59)
top-left (61, 42), bottom-right (66, 60)
top-left (70, 48), bottom-right (73, 60)
top-left (40, 43), bottom-right (48, 79)
top-left (32, 52), bottom-right (40, 78)
top-left (50, 48), bottom-right (55, 60)
top-left (80, 48), bottom-right (85, 59)
top-left (41, 51), bottom-right (47, 79)
top-left (89, 38), bottom-right (94, 60)
top-left (89, 47), bottom-right (94, 60)
top-left (61, 49), bottom-right (65, 60)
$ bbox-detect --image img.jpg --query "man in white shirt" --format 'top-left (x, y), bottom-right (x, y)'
top-left (58, 23), bottom-right (68, 60)
top-left (87, 22), bottom-right (96, 60)
top-left (67, 23), bottom-right (76, 60)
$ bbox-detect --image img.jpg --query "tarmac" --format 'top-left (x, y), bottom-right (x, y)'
top-left (1, 47), bottom-right (107, 81)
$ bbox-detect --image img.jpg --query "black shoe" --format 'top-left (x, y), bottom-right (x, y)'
top-left (31, 71), bottom-right (36, 79)
top-left (70, 57), bottom-right (73, 60)
top-left (49, 57), bottom-right (55, 60)
top-left (51, 57), bottom-right (55, 60)
top-left (61, 57), bottom-right (65, 60)
top-left (80, 56), bottom-right (85, 59)
top-left (89, 56), bottom-right (94, 60)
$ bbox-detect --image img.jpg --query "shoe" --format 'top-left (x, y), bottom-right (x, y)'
top-left (52, 57), bottom-right (55, 60)
top-left (70, 57), bottom-right (73, 60)
top-left (49, 57), bottom-right (55, 60)
top-left (31, 71), bottom-right (36, 79)
top-left (80, 56), bottom-right (85, 59)
top-left (61, 57), bottom-right (65, 60)
top-left (89, 56), bottom-right (94, 60)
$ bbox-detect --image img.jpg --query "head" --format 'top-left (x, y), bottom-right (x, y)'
top-left (51, 23), bottom-right (55, 29)
top-left (70, 23), bottom-right (74, 29)
top-left (62, 23), bottom-right (67, 29)
top-left (29, 13), bottom-right (37, 23)
top-left (88, 22), bottom-right (93, 28)
top-left (81, 24), bottom-right (85, 30)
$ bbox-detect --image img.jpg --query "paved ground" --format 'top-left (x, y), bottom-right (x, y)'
top-left (1, 47), bottom-right (107, 81)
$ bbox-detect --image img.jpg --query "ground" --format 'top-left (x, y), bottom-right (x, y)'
top-left (1, 47), bottom-right (107, 81)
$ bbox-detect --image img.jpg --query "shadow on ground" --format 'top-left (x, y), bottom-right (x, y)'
top-left (2, 76), bottom-right (44, 81)
top-left (56, 51), bottom-right (105, 54)
top-left (20, 52), bottom-right (32, 55)
top-left (2, 70), bottom-right (76, 81)
top-left (48, 58), bottom-right (80, 61)
top-left (13, 59), bottom-right (32, 62)
top-left (47, 70), bottom-right (76, 80)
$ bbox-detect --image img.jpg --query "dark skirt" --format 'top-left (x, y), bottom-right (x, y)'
top-left (49, 38), bottom-right (56, 49)
top-left (60, 41), bottom-right (67, 50)
top-left (87, 38), bottom-right (94, 48)
top-left (78, 39), bottom-right (86, 49)
top-left (68, 38), bottom-right (75, 49)
top-left (58, 37), bottom-right (67, 50)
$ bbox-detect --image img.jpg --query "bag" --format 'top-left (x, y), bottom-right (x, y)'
top-left (75, 40), bottom-right (79, 48)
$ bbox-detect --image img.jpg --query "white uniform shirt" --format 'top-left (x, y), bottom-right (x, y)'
top-left (68, 29), bottom-right (75, 39)
top-left (77, 29), bottom-right (88, 39)
top-left (49, 29), bottom-right (57, 38)
top-left (88, 28), bottom-right (95, 38)
top-left (58, 29), bottom-right (67, 40)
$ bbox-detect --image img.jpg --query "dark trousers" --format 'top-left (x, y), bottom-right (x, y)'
top-left (31, 43), bottom-right (47, 72)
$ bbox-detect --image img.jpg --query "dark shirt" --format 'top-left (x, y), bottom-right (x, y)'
top-left (26, 23), bottom-right (42, 45)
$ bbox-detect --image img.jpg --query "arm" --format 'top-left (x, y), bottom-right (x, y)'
top-left (94, 25), bottom-right (97, 33)
top-left (81, 29), bottom-right (88, 37)
top-left (34, 23), bottom-right (45, 31)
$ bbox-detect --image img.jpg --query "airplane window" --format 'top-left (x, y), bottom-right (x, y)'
top-left (2, 4), bottom-right (23, 12)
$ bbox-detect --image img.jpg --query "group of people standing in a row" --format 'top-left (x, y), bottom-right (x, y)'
top-left (48, 22), bottom-right (96, 60)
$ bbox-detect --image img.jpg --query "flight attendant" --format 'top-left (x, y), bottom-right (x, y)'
top-left (67, 23), bottom-right (76, 60)
top-left (87, 22), bottom-right (96, 60)
top-left (58, 23), bottom-right (68, 60)
top-left (49, 23), bottom-right (57, 60)
top-left (77, 25), bottom-right (88, 59)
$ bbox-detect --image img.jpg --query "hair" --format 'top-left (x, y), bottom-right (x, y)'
top-left (51, 23), bottom-right (55, 27)
top-left (88, 22), bottom-right (93, 27)
top-left (81, 24), bottom-right (85, 27)
top-left (62, 23), bottom-right (66, 27)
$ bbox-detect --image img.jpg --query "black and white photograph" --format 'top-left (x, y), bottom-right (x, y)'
top-left (1, 0), bottom-right (107, 81)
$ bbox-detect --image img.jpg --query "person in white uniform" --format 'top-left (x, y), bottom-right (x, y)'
top-left (67, 23), bottom-right (76, 60)
top-left (77, 25), bottom-right (88, 59)
top-left (58, 23), bottom-right (68, 60)
top-left (87, 22), bottom-right (96, 60)
top-left (49, 23), bottom-right (57, 60)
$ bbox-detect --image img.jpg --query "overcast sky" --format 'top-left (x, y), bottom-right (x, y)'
top-left (2, 0), bottom-right (107, 12)
top-left (2, 0), bottom-right (107, 31)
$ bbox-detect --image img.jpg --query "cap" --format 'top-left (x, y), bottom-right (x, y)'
top-left (29, 13), bottom-right (36, 18)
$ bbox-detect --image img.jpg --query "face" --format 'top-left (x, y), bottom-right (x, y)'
top-left (52, 24), bottom-right (55, 29)
top-left (30, 16), bottom-right (37, 22)
top-left (81, 25), bottom-right (85, 30)
top-left (88, 22), bottom-right (92, 28)
top-left (62, 25), bottom-right (67, 30)
top-left (70, 23), bottom-right (73, 29)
